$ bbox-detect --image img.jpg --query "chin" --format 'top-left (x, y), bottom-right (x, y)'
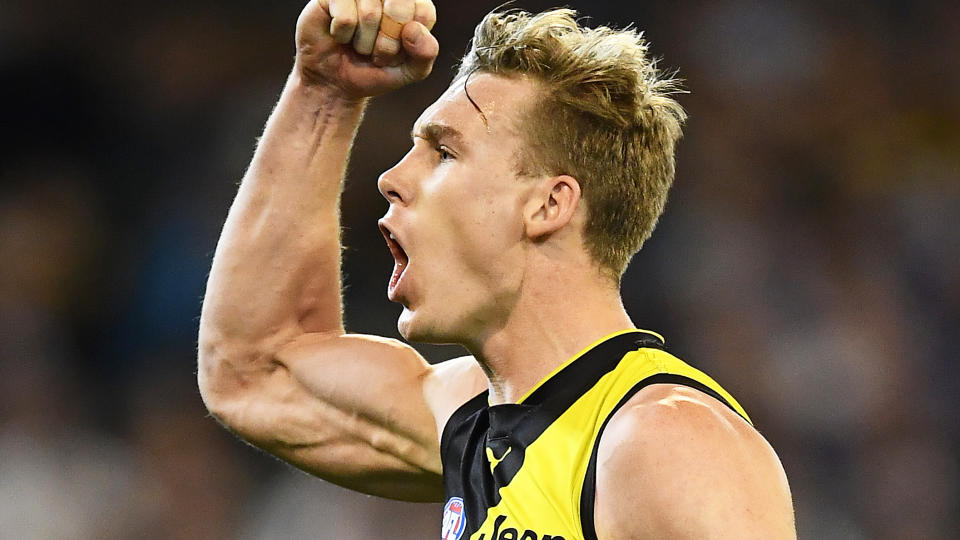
top-left (397, 306), bottom-right (460, 345)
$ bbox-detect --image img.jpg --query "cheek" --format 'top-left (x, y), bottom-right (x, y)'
top-left (452, 200), bottom-right (524, 270)
top-left (420, 173), bottom-right (525, 272)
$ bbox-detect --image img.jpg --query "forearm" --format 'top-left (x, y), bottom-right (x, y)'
top-left (200, 72), bottom-right (366, 362)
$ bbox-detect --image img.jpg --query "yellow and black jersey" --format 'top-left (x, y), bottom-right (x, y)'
top-left (439, 329), bottom-right (751, 540)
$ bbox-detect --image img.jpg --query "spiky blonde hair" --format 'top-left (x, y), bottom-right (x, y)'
top-left (455, 8), bottom-right (687, 279)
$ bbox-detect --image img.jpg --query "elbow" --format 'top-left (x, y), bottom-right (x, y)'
top-left (196, 336), bottom-right (235, 421)
top-left (196, 332), bottom-right (274, 423)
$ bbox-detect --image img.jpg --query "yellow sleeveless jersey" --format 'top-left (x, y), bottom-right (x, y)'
top-left (439, 329), bottom-right (751, 540)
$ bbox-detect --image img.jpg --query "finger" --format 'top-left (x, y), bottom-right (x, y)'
top-left (372, 31), bottom-right (403, 67)
top-left (328, 0), bottom-right (358, 44)
top-left (413, 0), bottom-right (436, 31)
top-left (352, 0), bottom-right (382, 56)
top-left (399, 21), bottom-right (439, 83)
top-left (379, 13), bottom-right (405, 40)
top-left (383, 0), bottom-right (415, 25)
top-left (373, 0), bottom-right (413, 65)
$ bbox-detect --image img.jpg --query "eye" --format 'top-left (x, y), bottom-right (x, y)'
top-left (437, 145), bottom-right (454, 162)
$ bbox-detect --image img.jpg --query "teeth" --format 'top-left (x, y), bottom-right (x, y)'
top-left (389, 233), bottom-right (396, 240)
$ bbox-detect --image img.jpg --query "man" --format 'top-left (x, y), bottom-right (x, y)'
top-left (198, 1), bottom-right (796, 538)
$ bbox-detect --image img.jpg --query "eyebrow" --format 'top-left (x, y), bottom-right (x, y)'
top-left (411, 122), bottom-right (465, 147)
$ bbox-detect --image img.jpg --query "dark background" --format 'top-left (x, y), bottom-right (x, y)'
top-left (1, 1), bottom-right (957, 538)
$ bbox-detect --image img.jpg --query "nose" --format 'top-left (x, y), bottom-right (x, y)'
top-left (377, 169), bottom-right (403, 205)
top-left (377, 152), bottom-right (415, 205)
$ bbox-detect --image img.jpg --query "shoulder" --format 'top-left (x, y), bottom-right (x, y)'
top-left (423, 355), bottom-right (487, 436)
top-left (593, 383), bottom-right (795, 540)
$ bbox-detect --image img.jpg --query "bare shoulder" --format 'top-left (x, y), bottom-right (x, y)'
top-left (594, 384), bottom-right (796, 540)
top-left (424, 354), bottom-right (487, 435)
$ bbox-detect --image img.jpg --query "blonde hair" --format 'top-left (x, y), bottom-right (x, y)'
top-left (455, 8), bottom-right (687, 279)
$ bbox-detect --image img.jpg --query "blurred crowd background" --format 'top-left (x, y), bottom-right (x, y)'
top-left (1, 0), bottom-right (957, 538)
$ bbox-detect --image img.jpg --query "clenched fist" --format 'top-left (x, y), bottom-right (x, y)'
top-left (295, 0), bottom-right (439, 99)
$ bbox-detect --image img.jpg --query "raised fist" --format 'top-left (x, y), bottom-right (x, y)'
top-left (295, 0), bottom-right (439, 99)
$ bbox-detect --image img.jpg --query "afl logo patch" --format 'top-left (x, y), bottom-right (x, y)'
top-left (441, 497), bottom-right (466, 540)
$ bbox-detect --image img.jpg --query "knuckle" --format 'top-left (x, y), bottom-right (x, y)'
top-left (414, 1), bottom-right (436, 28)
top-left (334, 13), bottom-right (357, 28)
top-left (359, 9), bottom-right (381, 26)
top-left (332, 18), bottom-right (357, 35)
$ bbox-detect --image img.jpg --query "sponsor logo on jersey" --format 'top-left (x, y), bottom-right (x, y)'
top-left (441, 497), bottom-right (467, 540)
top-left (486, 445), bottom-right (512, 474)
top-left (477, 514), bottom-right (566, 540)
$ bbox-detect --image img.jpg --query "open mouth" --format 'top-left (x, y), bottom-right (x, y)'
top-left (379, 223), bottom-right (409, 296)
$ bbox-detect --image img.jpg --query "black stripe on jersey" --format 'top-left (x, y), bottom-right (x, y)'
top-left (440, 331), bottom-right (665, 538)
top-left (523, 332), bottom-right (666, 409)
top-left (441, 391), bottom-right (489, 452)
top-left (579, 373), bottom-right (749, 540)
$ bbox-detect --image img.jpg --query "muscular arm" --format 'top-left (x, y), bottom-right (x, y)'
top-left (197, 0), bottom-right (483, 501)
top-left (594, 385), bottom-right (796, 539)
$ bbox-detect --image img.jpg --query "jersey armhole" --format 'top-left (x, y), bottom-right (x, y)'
top-left (578, 373), bottom-right (749, 540)
top-left (440, 390), bottom-right (489, 455)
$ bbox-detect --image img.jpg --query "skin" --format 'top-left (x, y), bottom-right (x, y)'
top-left (197, 0), bottom-right (796, 536)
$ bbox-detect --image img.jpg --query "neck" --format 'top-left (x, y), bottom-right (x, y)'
top-left (466, 268), bottom-right (635, 405)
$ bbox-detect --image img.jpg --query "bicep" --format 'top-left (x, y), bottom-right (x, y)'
top-left (206, 333), bottom-right (476, 502)
top-left (594, 385), bottom-right (795, 539)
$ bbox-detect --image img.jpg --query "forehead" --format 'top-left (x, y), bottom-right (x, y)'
top-left (413, 72), bottom-right (538, 143)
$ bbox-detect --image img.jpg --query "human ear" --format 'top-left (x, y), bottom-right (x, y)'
top-left (523, 175), bottom-right (581, 240)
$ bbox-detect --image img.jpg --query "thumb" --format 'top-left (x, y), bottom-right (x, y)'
top-left (399, 21), bottom-right (438, 83)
